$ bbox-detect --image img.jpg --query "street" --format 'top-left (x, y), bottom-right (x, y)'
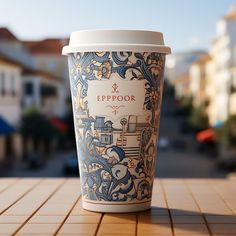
top-left (0, 151), bottom-right (72, 177)
top-left (156, 150), bottom-right (226, 178)
top-left (155, 91), bottom-right (227, 178)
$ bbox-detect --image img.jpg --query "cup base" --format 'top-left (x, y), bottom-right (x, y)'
top-left (82, 200), bottom-right (151, 213)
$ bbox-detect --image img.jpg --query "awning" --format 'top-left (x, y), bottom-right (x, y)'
top-left (49, 117), bottom-right (68, 134)
top-left (0, 116), bottom-right (15, 135)
top-left (196, 128), bottom-right (216, 142)
top-left (212, 121), bottom-right (223, 128)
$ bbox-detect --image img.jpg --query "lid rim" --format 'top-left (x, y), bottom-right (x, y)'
top-left (62, 44), bottom-right (171, 55)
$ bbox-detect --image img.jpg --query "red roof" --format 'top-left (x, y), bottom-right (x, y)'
top-left (24, 38), bottom-right (68, 55)
top-left (0, 27), bottom-right (18, 41)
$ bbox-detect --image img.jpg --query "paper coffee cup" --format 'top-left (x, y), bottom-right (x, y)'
top-left (62, 30), bottom-right (171, 212)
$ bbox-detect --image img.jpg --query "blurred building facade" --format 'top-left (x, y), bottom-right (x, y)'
top-left (0, 28), bottom-right (69, 165)
top-left (231, 63), bottom-right (236, 116)
top-left (174, 72), bottom-right (190, 98)
top-left (171, 5), bottom-right (236, 127)
top-left (209, 5), bottom-right (236, 125)
top-left (189, 54), bottom-right (211, 107)
top-left (0, 53), bottom-right (22, 125)
top-left (165, 50), bottom-right (205, 86)
top-left (24, 39), bottom-right (70, 117)
top-left (0, 52), bottom-right (23, 162)
top-left (22, 69), bottom-right (64, 117)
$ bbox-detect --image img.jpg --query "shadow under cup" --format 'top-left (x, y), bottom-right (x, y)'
top-left (63, 30), bottom-right (171, 212)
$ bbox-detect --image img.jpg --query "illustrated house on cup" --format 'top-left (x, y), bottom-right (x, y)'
top-left (79, 107), bottom-right (151, 158)
top-left (94, 116), bottom-right (114, 145)
top-left (90, 115), bottom-right (148, 156)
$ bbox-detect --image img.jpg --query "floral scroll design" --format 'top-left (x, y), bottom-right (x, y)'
top-left (68, 51), bottom-right (165, 202)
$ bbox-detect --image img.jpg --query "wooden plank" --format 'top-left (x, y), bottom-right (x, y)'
top-left (0, 215), bottom-right (28, 224)
top-left (0, 179), bottom-right (42, 214)
top-left (17, 223), bottom-right (61, 235)
top-left (97, 223), bottom-right (136, 236)
top-left (138, 214), bottom-right (170, 224)
top-left (28, 215), bottom-right (65, 224)
top-left (3, 179), bottom-right (64, 215)
top-left (0, 223), bottom-right (21, 235)
top-left (173, 223), bottom-right (209, 235)
top-left (209, 223), bottom-right (236, 234)
top-left (151, 179), bottom-right (168, 209)
top-left (65, 215), bottom-right (101, 224)
top-left (102, 213), bottom-right (136, 224)
top-left (205, 215), bottom-right (236, 223)
top-left (0, 178), bottom-right (19, 194)
top-left (34, 180), bottom-right (80, 216)
top-left (70, 199), bottom-right (101, 216)
top-left (210, 179), bottom-right (236, 214)
top-left (57, 223), bottom-right (98, 235)
top-left (161, 179), bottom-right (200, 215)
top-left (171, 215), bottom-right (205, 224)
top-left (186, 180), bottom-right (234, 215)
top-left (137, 223), bottom-right (172, 236)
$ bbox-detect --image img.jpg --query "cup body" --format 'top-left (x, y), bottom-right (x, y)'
top-left (68, 51), bottom-right (166, 212)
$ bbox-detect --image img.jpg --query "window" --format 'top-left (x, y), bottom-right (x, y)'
top-left (11, 74), bottom-right (15, 96)
top-left (40, 85), bottom-right (57, 96)
top-left (24, 82), bottom-right (33, 95)
top-left (0, 72), bottom-right (5, 95)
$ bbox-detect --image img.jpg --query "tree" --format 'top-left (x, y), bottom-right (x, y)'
top-left (189, 107), bottom-right (209, 132)
top-left (21, 109), bottom-right (59, 150)
top-left (175, 96), bottom-right (193, 117)
top-left (217, 115), bottom-right (236, 148)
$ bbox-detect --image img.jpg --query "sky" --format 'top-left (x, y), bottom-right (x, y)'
top-left (0, 0), bottom-right (236, 53)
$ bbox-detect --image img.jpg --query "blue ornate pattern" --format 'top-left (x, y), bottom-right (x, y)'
top-left (68, 52), bottom-right (165, 202)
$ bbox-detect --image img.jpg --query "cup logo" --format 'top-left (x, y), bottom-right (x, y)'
top-left (112, 83), bottom-right (119, 93)
top-left (87, 75), bottom-right (146, 120)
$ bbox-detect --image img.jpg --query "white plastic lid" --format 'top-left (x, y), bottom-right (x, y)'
top-left (62, 29), bottom-right (171, 55)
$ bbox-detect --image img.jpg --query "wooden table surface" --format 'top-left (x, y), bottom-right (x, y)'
top-left (0, 178), bottom-right (235, 236)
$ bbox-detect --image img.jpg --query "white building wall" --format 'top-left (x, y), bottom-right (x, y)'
top-left (0, 62), bottom-right (22, 126)
top-left (165, 51), bottom-right (205, 86)
top-left (205, 60), bottom-right (217, 126)
top-left (22, 74), bottom-right (65, 117)
top-left (40, 76), bottom-right (64, 117)
top-left (209, 17), bottom-right (236, 125)
top-left (189, 64), bottom-right (202, 106)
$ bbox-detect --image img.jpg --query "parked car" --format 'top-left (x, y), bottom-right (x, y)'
top-left (28, 152), bottom-right (45, 169)
top-left (195, 128), bottom-right (218, 156)
top-left (63, 153), bottom-right (79, 176)
top-left (171, 139), bottom-right (188, 150)
top-left (179, 120), bottom-right (193, 134)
